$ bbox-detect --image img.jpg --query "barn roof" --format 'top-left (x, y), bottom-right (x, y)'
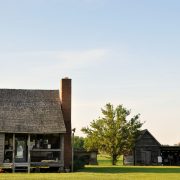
top-left (0, 89), bottom-right (66, 133)
top-left (136, 129), bottom-right (161, 146)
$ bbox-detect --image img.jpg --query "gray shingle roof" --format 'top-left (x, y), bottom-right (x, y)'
top-left (0, 89), bottom-right (66, 133)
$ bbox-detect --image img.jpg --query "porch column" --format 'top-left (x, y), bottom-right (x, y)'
top-left (12, 134), bottom-right (15, 173)
top-left (60, 134), bottom-right (64, 166)
top-left (27, 134), bottom-right (30, 173)
top-left (0, 134), bottom-right (5, 164)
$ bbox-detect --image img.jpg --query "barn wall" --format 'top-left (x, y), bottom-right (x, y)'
top-left (0, 133), bottom-right (5, 163)
top-left (136, 137), bottom-right (160, 146)
top-left (135, 146), bottom-right (160, 165)
top-left (134, 131), bottom-right (161, 165)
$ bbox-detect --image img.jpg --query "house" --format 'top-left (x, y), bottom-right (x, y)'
top-left (0, 78), bottom-right (72, 172)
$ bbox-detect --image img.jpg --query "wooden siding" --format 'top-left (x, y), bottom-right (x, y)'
top-left (136, 132), bottom-right (160, 147)
top-left (0, 133), bottom-right (5, 163)
top-left (134, 130), bottom-right (161, 165)
top-left (136, 138), bottom-right (160, 147)
top-left (135, 147), bottom-right (160, 165)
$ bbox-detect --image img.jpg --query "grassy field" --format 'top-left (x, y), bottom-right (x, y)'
top-left (97, 154), bottom-right (123, 166)
top-left (0, 155), bottom-right (180, 180)
top-left (1, 166), bottom-right (180, 180)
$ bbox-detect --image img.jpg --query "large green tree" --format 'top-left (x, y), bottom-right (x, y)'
top-left (81, 103), bottom-right (143, 165)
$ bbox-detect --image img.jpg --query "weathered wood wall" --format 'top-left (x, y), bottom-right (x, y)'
top-left (0, 133), bottom-right (5, 163)
top-left (135, 147), bottom-right (160, 165)
top-left (135, 131), bottom-right (161, 165)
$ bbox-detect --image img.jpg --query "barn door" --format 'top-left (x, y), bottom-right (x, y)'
top-left (145, 151), bottom-right (151, 165)
top-left (141, 151), bottom-right (151, 165)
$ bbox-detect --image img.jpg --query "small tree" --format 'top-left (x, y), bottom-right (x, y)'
top-left (82, 103), bottom-right (143, 165)
top-left (73, 136), bottom-right (85, 150)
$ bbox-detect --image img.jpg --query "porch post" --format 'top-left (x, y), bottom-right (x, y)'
top-left (12, 134), bottom-right (15, 173)
top-left (27, 134), bottom-right (30, 173)
top-left (60, 134), bottom-right (64, 167)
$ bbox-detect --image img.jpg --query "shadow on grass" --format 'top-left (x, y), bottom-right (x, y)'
top-left (79, 166), bottom-right (180, 174)
top-left (98, 160), bottom-right (123, 166)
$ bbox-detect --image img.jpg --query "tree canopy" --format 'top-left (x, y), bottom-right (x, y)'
top-left (81, 103), bottom-right (143, 165)
top-left (73, 136), bottom-right (85, 150)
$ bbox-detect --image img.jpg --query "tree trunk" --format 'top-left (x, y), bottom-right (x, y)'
top-left (112, 154), bottom-right (118, 165)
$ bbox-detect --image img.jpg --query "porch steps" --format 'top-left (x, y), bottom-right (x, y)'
top-left (14, 166), bottom-right (28, 172)
top-left (14, 163), bottom-right (29, 172)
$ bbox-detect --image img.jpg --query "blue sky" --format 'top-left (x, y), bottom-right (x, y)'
top-left (0, 0), bottom-right (180, 145)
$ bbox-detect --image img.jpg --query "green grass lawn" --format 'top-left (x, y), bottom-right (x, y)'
top-left (97, 154), bottom-right (123, 166)
top-left (1, 166), bottom-right (180, 180)
top-left (1, 155), bottom-right (180, 180)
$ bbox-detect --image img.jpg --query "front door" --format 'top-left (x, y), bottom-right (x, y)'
top-left (15, 135), bottom-right (27, 162)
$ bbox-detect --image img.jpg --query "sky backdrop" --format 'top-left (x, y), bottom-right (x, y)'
top-left (0, 0), bottom-right (180, 145)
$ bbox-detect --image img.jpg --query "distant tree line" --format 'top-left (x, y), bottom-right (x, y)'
top-left (73, 136), bottom-right (85, 150)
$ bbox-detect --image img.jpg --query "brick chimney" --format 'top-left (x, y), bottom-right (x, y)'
top-left (60, 77), bottom-right (72, 168)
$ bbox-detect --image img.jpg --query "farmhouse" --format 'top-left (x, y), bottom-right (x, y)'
top-left (0, 78), bottom-right (72, 172)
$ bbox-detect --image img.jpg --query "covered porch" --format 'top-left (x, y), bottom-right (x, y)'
top-left (1, 133), bottom-right (64, 172)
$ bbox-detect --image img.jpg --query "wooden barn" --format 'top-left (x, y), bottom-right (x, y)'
top-left (0, 78), bottom-right (72, 172)
top-left (124, 129), bottom-right (161, 165)
top-left (134, 129), bottom-right (161, 165)
top-left (124, 130), bottom-right (180, 166)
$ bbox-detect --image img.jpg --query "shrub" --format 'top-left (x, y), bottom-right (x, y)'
top-left (73, 155), bottom-right (87, 171)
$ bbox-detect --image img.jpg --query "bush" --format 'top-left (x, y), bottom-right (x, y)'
top-left (73, 155), bottom-right (87, 171)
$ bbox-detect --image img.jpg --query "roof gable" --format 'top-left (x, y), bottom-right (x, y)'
top-left (135, 129), bottom-right (161, 147)
top-left (0, 89), bottom-right (66, 133)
